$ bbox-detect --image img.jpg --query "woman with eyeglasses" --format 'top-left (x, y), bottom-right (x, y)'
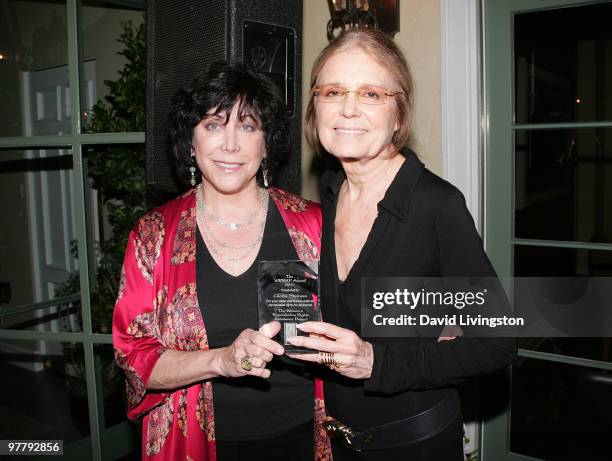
top-left (287, 28), bottom-right (517, 460)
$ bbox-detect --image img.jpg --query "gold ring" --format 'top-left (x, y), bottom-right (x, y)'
top-left (240, 355), bottom-right (253, 371)
top-left (321, 351), bottom-right (343, 369)
top-left (319, 351), bottom-right (335, 366)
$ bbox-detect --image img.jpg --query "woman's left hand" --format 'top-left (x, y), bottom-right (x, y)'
top-left (286, 321), bottom-right (374, 380)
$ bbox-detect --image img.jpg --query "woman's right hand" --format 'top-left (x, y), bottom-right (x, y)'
top-left (215, 320), bottom-right (284, 379)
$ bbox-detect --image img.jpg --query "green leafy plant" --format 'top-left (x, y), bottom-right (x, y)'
top-left (58, 19), bottom-right (146, 330)
top-left (57, 19), bottom-right (146, 398)
top-left (84, 19), bottom-right (146, 134)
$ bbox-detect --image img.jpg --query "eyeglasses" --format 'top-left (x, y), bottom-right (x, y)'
top-left (312, 84), bottom-right (404, 105)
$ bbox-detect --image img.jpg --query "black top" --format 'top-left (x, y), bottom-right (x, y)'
top-left (196, 197), bottom-right (314, 441)
top-left (320, 150), bottom-right (517, 455)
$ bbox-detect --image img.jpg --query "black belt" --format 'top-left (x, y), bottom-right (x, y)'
top-left (324, 394), bottom-right (460, 452)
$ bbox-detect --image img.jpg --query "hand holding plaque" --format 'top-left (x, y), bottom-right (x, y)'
top-left (257, 260), bottom-right (321, 353)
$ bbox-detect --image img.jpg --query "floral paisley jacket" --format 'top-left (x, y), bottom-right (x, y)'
top-left (112, 187), bottom-right (332, 461)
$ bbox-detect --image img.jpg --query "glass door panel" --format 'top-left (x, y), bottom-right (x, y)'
top-left (514, 2), bottom-right (612, 124)
top-left (510, 357), bottom-right (612, 460)
top-left (0, 0), bottom-right (69, 137)
top-left (514, 128), bottom-right (612, 244)
top-left (0, 339), bottom-right (92, 457)
top-left (0, 149), bottom-right (81, 333)
top-left (81, 1), bottom-right (145, 133)
top-left (484, 0), bottom-right (612, 459)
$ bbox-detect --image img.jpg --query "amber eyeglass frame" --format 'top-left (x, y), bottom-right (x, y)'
top-left (312, 84), bottom-right (405, 105)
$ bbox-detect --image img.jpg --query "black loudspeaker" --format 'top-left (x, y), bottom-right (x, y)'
top-left (145, 0), bottom-right (303, 204)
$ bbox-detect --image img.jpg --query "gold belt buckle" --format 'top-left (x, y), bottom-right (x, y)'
top-left (324, 419), bottom-right (361, 452)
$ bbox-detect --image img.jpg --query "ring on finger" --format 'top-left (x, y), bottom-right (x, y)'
top-left (318, 351), bottom-right (340, 368)
top-left (318, 351), bottom-right (332, 365)
top-left (240, 355), bottom-right (253, 371)
top-left (319, 352), bottom-right (344, 369)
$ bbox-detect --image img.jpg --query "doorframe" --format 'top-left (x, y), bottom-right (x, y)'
top-left (441, 0), bottom-right (483, 231)
top-left (441, 0), bottom-right (484, 455)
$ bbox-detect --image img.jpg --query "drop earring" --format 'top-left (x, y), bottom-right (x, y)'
top-left (262, 158), bottom-right (269, 188)
top-left (189, 152), bottom-right (197, 187)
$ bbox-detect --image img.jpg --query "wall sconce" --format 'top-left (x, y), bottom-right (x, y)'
top-left (327, 0), bottom-right (399, 41)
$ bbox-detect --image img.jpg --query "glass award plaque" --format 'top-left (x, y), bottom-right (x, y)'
top-left (257, 260), bottom-right (321, 353)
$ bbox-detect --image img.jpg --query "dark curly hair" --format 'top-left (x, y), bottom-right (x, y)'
top-left (168, 61), bottom-right (290, 187)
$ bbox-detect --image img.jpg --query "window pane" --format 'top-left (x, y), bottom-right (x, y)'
top-left (514, 2), bottom-right (612, 124)
top-left (95, 343), bottom-right (140, 460)
top-left (81, 2), bottom-right (145, 133)
top-left (0, 149), bottom-right (82, 332)
top-left (514, 244), bottom-right (612, 277)
top-left (83, 144), bottom-right (146, 334)
top-left (510, 358), bottom-right (612, 460)
top-left (0, 0), bottom-right (70, 137)
top-left (0, 340), bottom-right (91, 456)
top-left (514, 128), bottom-right (612, 244)
top-left (515, 245), bottom-right (612, 362)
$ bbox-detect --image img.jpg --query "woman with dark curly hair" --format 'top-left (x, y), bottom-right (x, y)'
top-left (112, 62), bottom-right (331, 461)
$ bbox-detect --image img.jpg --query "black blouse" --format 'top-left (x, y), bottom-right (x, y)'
top-left (320, 150), bottom-right (517, 446)
top-left (196, 198), bottom-right (314, 441)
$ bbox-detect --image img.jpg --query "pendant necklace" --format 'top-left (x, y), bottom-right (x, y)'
top-left (196, 185), bottom-right (269, 262)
